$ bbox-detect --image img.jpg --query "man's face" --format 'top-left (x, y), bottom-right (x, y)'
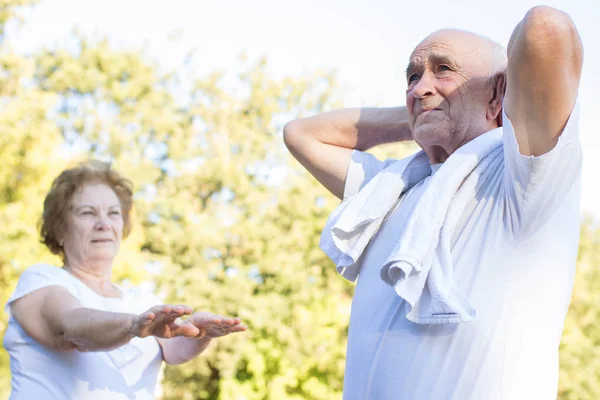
top-left (405, 32), bottom-right (494, 149)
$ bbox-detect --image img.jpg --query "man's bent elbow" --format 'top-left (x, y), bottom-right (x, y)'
top-left (522, 6), bottom-right (583, 65)
top-left (524, 6), bottom-right (574, 35)
top-left (283, 119), bottom-right (303, 151)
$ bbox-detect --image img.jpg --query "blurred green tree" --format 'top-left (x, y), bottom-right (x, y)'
top-left (558, 216), bottom-right (600, 399)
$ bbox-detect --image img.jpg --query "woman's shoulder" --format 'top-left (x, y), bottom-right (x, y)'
top-left (17, 264), bottom-right (74, 285)
top-left (23, 263), bottom-right (67, 276)
top-left (6, 264), bottom-right (76, 312)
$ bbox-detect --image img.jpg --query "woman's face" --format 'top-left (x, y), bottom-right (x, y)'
top-left (62, 183), bottom-right (124, 267)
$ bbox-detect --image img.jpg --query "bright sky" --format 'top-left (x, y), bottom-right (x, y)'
top-left (10, 0), bottom-right (600, 215)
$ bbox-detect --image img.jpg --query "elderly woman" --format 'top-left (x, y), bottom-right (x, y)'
top-left (3, 160), bottom-right (246, 399)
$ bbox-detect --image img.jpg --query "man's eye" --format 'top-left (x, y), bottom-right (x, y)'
top-left (110, 211), bottom-right (121, 215)
top-left (438, 65), bottom-right (451, 72)
top-left (408, 74), bottom-right (420, 83)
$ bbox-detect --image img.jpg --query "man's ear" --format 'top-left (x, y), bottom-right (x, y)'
top-left (496, 107), bottom-right (503, 127)
top-left (488, 72), bottom-right (506, 127)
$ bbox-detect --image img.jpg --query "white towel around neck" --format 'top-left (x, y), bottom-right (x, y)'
top-left (320, 128), bottom-right (504, 324)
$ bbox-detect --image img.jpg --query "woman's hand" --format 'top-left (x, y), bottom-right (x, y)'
top-left (131, 305), bottom-right (200, 339)
top-left (154, 310), bottom-right (247, 364)
top-left (187, 312), bottom-right (247, 338)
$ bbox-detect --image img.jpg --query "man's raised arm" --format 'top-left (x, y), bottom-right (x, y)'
top-left (505, 6), bottom-right (583, 156)
top-left (283, 107), bottom-right (412, 199)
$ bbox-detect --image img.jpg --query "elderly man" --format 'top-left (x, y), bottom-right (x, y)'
top-left (284, 6), bottom-right (583, 400)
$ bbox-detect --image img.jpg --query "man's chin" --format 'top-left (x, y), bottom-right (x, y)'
top-left (412, 125), bottom-right (448, 145)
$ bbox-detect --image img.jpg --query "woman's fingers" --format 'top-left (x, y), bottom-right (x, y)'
top-left (180, 306), bottom-right (193, 315)
top-left (136, 307), bottom-right (248, 340)
top-left (142, 313), bottom-right (155, 325)
top-left (139, 305), bottom-right (194, 332)
top-left (198, 327), bottom-right (207, 338)
top-left (172, 305), bottom-right (193, 315)
top-left (146, 308), bottom-right (247, 338)
top-left (171, 322), bottom-right (201, 338)
top-left (202, 320), bottom-right (248, 337)
top-left (152, 305), bottom-right (192, 322)
top-left (193, 313), bottom-right (242, 327)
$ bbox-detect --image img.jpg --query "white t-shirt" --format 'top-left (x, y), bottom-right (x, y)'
top-left (341, 104), bottom-right (581, 400)
top-left (4, 264), bottom-right (164, 400)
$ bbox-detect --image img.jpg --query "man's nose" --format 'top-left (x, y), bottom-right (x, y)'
top-left (411, 71), bottom-right (437, 99)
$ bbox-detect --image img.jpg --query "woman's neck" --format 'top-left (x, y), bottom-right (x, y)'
top-left (63, 261), bottom-right (121, 298)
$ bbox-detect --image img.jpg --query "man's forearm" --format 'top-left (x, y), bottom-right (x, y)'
top-left (59, 308), bottom-right (136, 352)
top-left (160, 334), bottom-right (213, 365)
top-left (288, 106), bottom-right (412, 151)
top-left (354, 106), bottom-right (412, 150)
top-left (283, 105), bottom-right (412, 199)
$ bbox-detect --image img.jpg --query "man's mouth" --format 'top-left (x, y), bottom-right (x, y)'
top-left (419, 108), bottom-right (440, 116)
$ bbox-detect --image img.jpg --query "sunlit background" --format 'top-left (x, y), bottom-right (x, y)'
top-left (12, 0), bottom-right (599, 214)
top-left (1, 0), bottom-right (598, 399)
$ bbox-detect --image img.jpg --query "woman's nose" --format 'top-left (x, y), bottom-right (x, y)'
top-left (95, 215), bottom-right (111, 230)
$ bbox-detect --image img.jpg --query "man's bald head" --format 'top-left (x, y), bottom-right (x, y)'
top-left (413, 29), bottom-right (507, 79)
top-left (404, 29), bottom-right (507, 163)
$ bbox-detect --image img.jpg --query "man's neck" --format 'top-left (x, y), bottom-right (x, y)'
top-left (422, 145), bottom-right (450, 164)
top-left (422, 126), bottom-right (495, 164)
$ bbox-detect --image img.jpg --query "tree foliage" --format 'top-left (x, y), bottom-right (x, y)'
top-left (0, 1), bottom-right (597, 399)
top-left (558, 216), bottom-right (600, 399)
